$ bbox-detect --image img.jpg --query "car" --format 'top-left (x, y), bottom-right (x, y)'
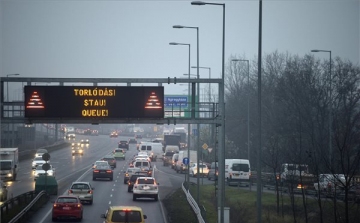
top-left (66, 131), bottom-right (76, 139)
top-left (123, 167), bottom-right (141, 184)
top-left (128, 138), bottom-right (137, 144)
top-left (93, 164), bottom-right (113, 181)
top-left (113, 148), bottom-right (126, 160)
top-left (132, 177), bottom-right (159, 201)
top-left (208, 162), bottom-right (218, 180)
top-left (0, 181), bottom-right (8, 201)
top-left (34, 164), bottom-right (56, 181)
top-left (71, 142), bottom-right (81, 147)
top-left (32, 156), bottom-right (47, 169)
top-left (110, 132), bottom-right (118, 138)
top-left (68, 182), bottom-right (94, 204)
top-left (102, 155), bottom-right (117, 168)
top-left (35, 149), bottom-right (48, 158)
top-left (52, 195), bottom-right (83, 222)
top-left (92, 160), bottom-right (109, 169)
top-left (72, 146), bottom-right (84, 156)
top-left (127, 173), bottom-right (147, 192)
top-left (135, 134), bottom-right (142, 139)
top-left (118, 140), bottom-right (129, 150)
top-left (100, 206), bottom-right (147, 223)
top-left (80, 139), bottom-right (89, 147)
top-left (189, 163), bottom-right (209, 177)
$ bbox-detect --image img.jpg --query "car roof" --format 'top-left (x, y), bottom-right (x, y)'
top-left (71, 181), bottom-right (91, 185)
top-left (136, 177), bottom-right (155, 180)
top-left (36, 149), bottom-right (48, 153)
top-left (109, 206), bottom-right (143, 211)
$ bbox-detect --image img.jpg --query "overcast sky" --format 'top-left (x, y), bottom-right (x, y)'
top-left (1, 0), bottom-right (359, 96)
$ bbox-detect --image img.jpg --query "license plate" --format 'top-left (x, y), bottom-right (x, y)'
top-left (143, 186), bottom-right (150, 190)
top-left (63, 207), bottom-right (71, 210)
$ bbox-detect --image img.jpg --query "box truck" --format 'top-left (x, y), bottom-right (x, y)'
top-left (0, 148), bottom-right (19, 181)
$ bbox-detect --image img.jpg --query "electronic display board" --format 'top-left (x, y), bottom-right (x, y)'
top-left (24, 86), bottom-right (164, 119)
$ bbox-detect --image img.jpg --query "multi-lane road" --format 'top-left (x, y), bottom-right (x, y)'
top-left (3, 134), bottom-right (213, 223)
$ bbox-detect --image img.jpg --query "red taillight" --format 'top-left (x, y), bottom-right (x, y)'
top-left (106, 170), bottom-right (112, 173)
top-left (53, 204), bottom-right (57, 208)
top-left (77, 204), bottom-right (82, 208)
top-left (93, 170), bottom-right (99, 173)
top-left (88, 190), bottom-right (93, 194)
top-left (68, 190), bottom-right (73, 193)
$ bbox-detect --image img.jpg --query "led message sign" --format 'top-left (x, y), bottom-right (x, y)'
top-left (24, 86), bottom-right (164, 119)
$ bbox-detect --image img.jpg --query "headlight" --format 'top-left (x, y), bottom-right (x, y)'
top-left (7, 173), bottom-right (12, 177)
top-left (79, 150), bottom-right (83, 153)
top-left (48, 172), bottom-right (53, 176)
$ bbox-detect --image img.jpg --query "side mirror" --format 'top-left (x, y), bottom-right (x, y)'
top-left (143, 215), bottom-right (147, 219)
top-left (100, 214), bottom-right (106, 218)
top-left (14, 165), bottom-right (17, 168)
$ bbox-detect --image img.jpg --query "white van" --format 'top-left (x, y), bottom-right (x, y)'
top-left (225, 159), bottom-right (251, 186)
top-left (139, 142), bottom-right (163, 161)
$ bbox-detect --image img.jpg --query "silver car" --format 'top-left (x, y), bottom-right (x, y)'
top-left (68, 182), bottom-right (94, 204)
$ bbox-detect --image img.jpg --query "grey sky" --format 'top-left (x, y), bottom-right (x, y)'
top-left (1, 0), bottom-right (359, 96)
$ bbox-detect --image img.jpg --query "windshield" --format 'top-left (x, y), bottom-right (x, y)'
top-left (0, 161), bottom-right (12, 170)
top-left (36, 149), bottom-right (48, 154)
top-left (34, 157), bottom-right (43, 161)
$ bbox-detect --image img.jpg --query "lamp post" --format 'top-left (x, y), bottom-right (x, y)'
top-left (311, 49), bottom-right (332, 165)
top-left (169, 42), bottom-right (191, 186)
top-left (231, 59), bottom-right (250, 164)
top-left (6, 74), bottom-right (20, 102)
top-left (191, 1), bottom-right (225, 223)
top-left (173, 25), bottom-right (201, 202)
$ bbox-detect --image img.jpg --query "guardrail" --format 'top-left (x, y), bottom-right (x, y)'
top-left (0, 190), bottom-right (49, 223)
top-left (181, 183), bottom-right (206, 223)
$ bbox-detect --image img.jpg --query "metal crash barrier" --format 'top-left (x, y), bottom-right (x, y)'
top-left (0, 190), bottom-right (48, 223)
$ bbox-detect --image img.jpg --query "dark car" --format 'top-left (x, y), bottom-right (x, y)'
top-left (208, 162), bottom-right (218, 180)
top-left (135, 134), bottom-right (142, 139)
top-left (92, 164), bottom-right (113, 181)
top-left (127, 173), bottom-right (147, 192)
top-left (101, 155), bottom-right (117, 168)
top-left (118, 140), bottom-right (129, 150)
top-left (128, 138), bottom-right (137, 144)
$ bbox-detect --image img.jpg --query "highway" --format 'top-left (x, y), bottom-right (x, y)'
top-left (5, 134), bottom-right (213, 223)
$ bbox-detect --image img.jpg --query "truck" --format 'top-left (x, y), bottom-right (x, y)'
top-left (175, 150), bottom-right (197, 173)
top-left (163, 145), bottom-right (179, 166)
top-left (173, 127), bottom-right (187, 149)
top-left (163, 134), bottom-right (181, 151)
top-left (0, 148), bottom-right (19, 181)
top-left (280, 163), bottom-right (316, 192)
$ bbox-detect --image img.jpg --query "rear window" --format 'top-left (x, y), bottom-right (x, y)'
top-left (135, 162), bottom-right (149, 167)
top-left (137, 178), bottom-right (155, 184)
top-left (111, 210), bottom-right (142, 222)
top-left (57, 197), bottom-right (78, 203)
top-left (232, 163), bottom-right (249, 172)
top-left (103, 157), bottom-right (115, 161)
top-left (211, 162), bottom-right (218, 169)
top-left (71, 184), bottom-right (89, 189)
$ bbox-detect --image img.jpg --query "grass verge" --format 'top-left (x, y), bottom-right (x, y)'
top-left (163, 183), bottom-right (360, 223)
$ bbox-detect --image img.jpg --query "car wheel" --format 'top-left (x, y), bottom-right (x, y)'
top-left (208, 175), bottom-right (212, 180)
top-left (93, 177), bottom-right (96, 181)
top-left (128, 187), bottom-right (131, 192)
top-left (124, 180), bottom-right (127, 184)
top-left (133, 194), bottom-right (136, 201)
top-left (89, 199), bottom-right (93, 205)
top-left (52, 217), bottom-right (57, 222)
top-left (154, 195), bottom-right (158, 201)
top-left (110, 177), bottom-right (113, 181)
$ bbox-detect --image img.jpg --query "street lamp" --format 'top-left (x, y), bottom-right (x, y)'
top-left (311, 49), bottom-right (332, 165)
top-left (169, 42), bottom-right (191, 186)
top-left (173, 25), bottom-right (201, 200)
top-left (191, 1), bottom-right (226, 223)
top-left (232, 59), bottom-right (250, 164)
top-left (6, 74), bottom-right (20, 101)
